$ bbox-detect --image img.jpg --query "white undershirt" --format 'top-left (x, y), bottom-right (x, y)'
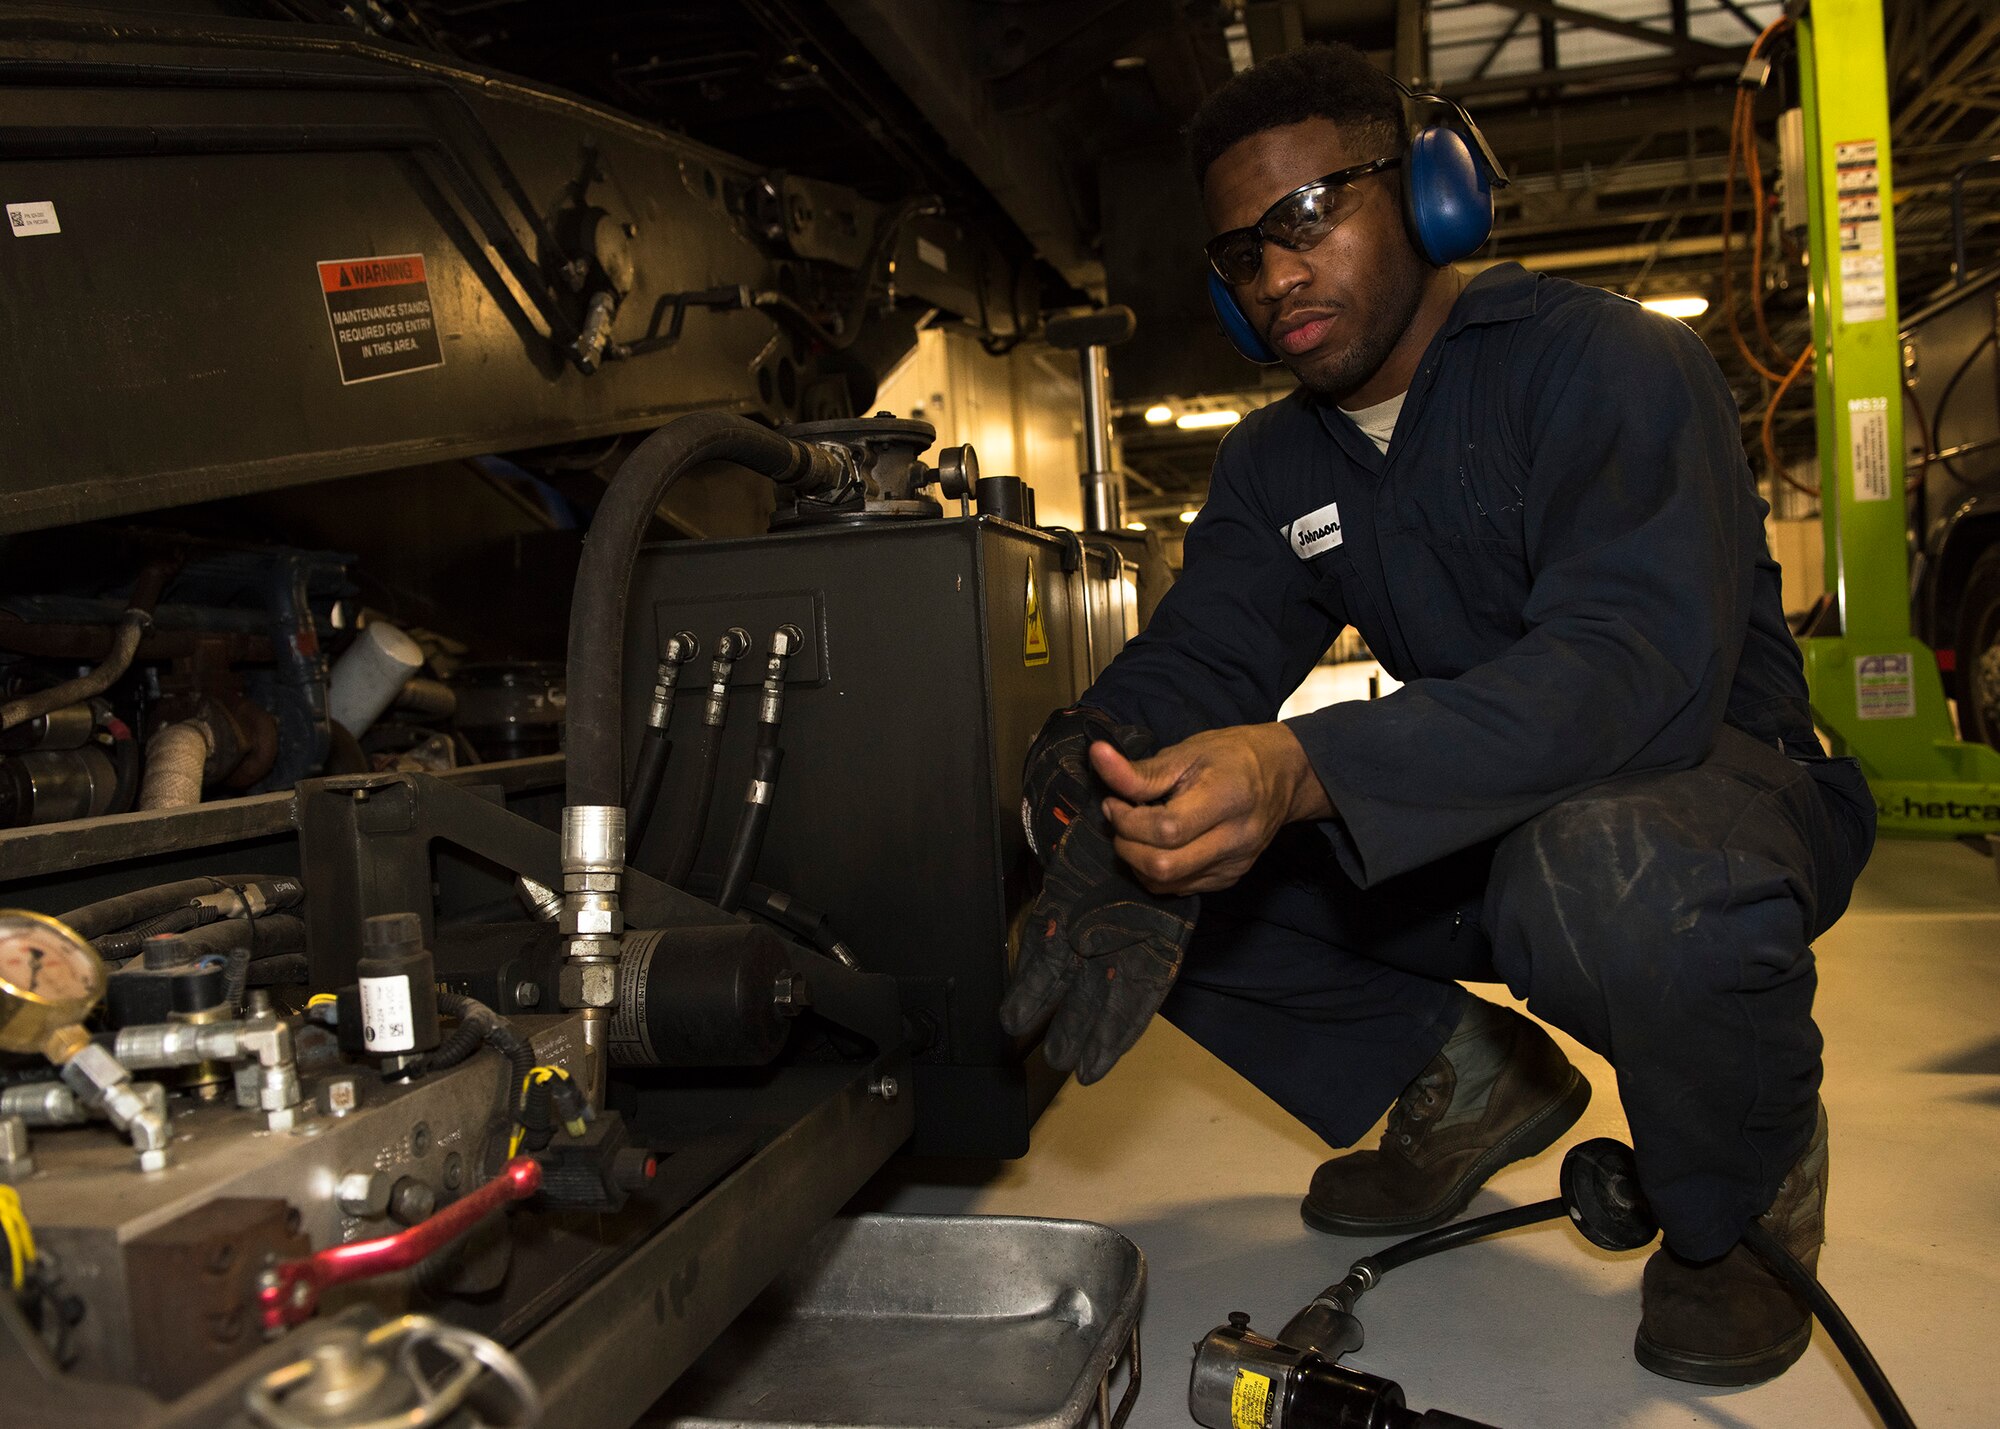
top-left (1342, 390), bottom-right (1406, 455)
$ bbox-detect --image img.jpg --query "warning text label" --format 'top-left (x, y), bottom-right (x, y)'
top-left (316, 253), bottom-right (444, 384)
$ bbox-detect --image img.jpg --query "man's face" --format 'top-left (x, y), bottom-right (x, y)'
top-left (1203, 117), bottom-right (1430, 401)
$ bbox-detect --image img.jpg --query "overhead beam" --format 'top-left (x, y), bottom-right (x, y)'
top-left (1451, 52), bottom-right (1745, 99)
top-left (1483, 0), bottom-right (1739, 64)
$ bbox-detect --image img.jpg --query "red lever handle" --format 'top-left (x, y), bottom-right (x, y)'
top-left (260, 1156), bottom-right (543, 1331)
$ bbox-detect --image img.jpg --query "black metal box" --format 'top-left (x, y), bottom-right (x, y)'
top-left (624, 514), bottom-right (1105, 1155)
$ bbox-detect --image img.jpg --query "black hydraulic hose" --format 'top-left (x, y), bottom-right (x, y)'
top-left (717, 625), bottom-right (803, 913)
top-left (63, 873), bottom-right (303, 942)
top-left (563, 414), bottom-right (849, 810)
top-left (626, 633), bottom-right (698, 854)
top-left (624, 728), bottom-right (673, 853)
top-left (1741, 1222), bottom-right (1918, 1429)
top-left (716, 744), bottom-right (783, 912)
top-left (1932, 329), bottom-right (1996, 484)
top-left (246, 953), bottom-right (309, 987)
top-left (1362, 1198), bottom-right (1567, 1277)
top-left (662, 628), bottom-right (750, 887)
top-left (686, 874), bottom-right (860, 970)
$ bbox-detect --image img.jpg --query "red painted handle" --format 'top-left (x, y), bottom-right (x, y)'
top-left (260, 1156), bottom-right (543, 1330)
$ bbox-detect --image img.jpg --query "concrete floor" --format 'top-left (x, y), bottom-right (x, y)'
top-left (863, 836), bottom-right (2000, 1428)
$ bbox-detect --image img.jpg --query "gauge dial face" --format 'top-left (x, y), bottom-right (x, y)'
top-left (0, 914), bottom-right (104, 1009)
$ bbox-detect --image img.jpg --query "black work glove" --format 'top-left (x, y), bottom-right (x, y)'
top-left (1000, 708), bottom-right (1199, 1084)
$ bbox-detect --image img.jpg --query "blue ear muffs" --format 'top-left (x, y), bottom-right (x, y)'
top-left (1403, 122), bottom-right (1494, 266)
top-left (1208, 268), bottom-right (1279, 364)
top-left (1206, 82), bottom-right (1504, 364)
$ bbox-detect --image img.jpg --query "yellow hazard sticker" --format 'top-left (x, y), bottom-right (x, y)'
top-left (1231, 1369), bottom-right (1276, 1429)
top-left (1022, 558), bottom-right (1050, 666)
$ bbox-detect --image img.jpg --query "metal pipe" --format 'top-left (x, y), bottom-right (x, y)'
top-left (0, 561), bottom-right (174, 731)
top-left (1079, 344), bottom-right (1123, 532)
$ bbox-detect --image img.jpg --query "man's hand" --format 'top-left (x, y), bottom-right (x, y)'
top-left (1095, 722), bottom-right (1332, 896)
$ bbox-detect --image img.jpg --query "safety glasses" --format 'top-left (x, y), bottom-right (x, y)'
top-left (1205, 156), bottom-right (1400, 285)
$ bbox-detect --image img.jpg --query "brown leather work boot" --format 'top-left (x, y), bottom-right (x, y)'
top-left (1301, 998), bottom-right (1591, 1236)
top-left (1635, 1102), bottom-right (1830, 1386)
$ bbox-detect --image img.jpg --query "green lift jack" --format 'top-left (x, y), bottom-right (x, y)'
top-left (1795, 0), bottom-right (2000, 837)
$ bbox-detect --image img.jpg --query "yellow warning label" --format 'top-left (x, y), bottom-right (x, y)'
top-left (1231, 1369), bottom-right (1275, 1429)
top-left (1022, 559), bottom-right (1050, 666)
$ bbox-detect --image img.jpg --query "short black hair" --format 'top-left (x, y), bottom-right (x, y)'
top-left (1188, 43), bottom-right (1408, 187)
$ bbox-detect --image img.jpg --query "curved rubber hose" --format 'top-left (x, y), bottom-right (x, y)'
top-left (564, 413), bottom-right (843, 809)
top-left (661, 717), bottom-right (724, 887)
top-left (716, 743), bottom-right (783, 913)
top-left (1359, 1198), bottom-right (1567, 1278)
top-left (624, 726), bottom-right (673, 855)
top-left (0, 563), bottom-right (174, 732)
top-left (1741, 1222), bottom-right (1917, 1429)
top-left (59, 873), bottom-right (291, 939)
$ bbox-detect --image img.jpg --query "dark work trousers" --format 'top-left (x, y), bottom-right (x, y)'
top-left (1160, 725), bottom-right (1874, 1260)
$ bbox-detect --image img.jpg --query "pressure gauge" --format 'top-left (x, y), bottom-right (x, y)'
top-left (0, 910), bottom-right (107, 1055)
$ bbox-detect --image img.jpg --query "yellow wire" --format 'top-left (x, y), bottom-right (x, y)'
top-left (306, 993), bottom-right (337, 1008)
top-left (508, 1065), bottom-right (574, 1157)
top-left (0, 1188), bottom-right (35, 1291)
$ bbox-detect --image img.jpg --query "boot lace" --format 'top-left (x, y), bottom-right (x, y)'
top-left (1385, 1062), bottom-right (1451, 1151)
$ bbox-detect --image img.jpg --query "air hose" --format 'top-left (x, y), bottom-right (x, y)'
top-left (1194, 1138), bottom-right (1917, 1429)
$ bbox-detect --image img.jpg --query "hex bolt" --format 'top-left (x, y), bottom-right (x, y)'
top-left (410, 1121), bottom-right (431, 1158)
top-left (316, 1075), bottom-right (363, 1119)
top-left (336, 1169), bottom-right (394, 1219)
top-left (514, 980), bottom-right (543, 1009)
top-left (442, 1152), bottom-right (464, 1192)
top-left (388, 1177), bottom-right (436, 1226)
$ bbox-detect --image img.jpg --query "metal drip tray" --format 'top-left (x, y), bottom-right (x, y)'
top-left (654, 1213), bottom-right (1145, 1429)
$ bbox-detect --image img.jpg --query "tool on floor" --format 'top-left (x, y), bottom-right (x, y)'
top-left (1189, 1138), bottom-right (1916, 1429)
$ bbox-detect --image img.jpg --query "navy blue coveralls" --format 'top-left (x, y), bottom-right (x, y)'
top-left (1084, 263), bottom-right (1877, 1259)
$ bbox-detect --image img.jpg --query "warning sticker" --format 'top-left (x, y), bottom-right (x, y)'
top-left (316, 253), bottom-right (444, 385)
top-left (1833, 140), bottom-right (1887, 322)
top-left (1849, 397), bottom-right (1892, 502)
top-left (1230, 1369), bottom-right (1278, 1429)
top-left (1023, 559), bottom-right (1050, 666)
top-left (1855, 654), bottom-right (1917, 721)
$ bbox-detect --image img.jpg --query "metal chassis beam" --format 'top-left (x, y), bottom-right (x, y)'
top-left (1795, 0), bottom-right (2000, 836)
top-left (515, 1057), bottom-right (915, 1428)
top-left (1481, 0), bottom-right (1737, 64)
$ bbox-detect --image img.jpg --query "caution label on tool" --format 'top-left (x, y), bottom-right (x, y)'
top-left (1230, 1369), bottom-right (1279, 1429)
top-left (1023, 559), bottom-right (1050, 667)
top-left (1855, 653), bottom-right (1916, 721)
top-left (316, 253), bottom-right (445, 385)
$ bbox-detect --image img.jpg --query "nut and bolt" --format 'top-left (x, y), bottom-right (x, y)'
top-left (442, 1152), bottom-right (463, 1191)
top-left (514, 980), bottom-right (543, 1009)
top-left (869, 1076), bottom-right (900, 1102)
top-left (410, 1122), bottom-right (431, 1157)
top-left (772, 970), bottom-right (810, 1017)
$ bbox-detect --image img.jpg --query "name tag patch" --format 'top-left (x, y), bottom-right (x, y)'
top-left (1283, 500), bottom-right (1344, 559)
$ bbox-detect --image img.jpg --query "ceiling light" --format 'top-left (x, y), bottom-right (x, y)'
top-left (1179, 509), bottom-right (1198, 523)
top-left (1640, 295), bottom-right (1709, 320)
top-left (1176, 409), bottom-right (1241, 430)
top-left (1125, 521), bottom-right (1147, 532)
top-left (1143, 404), bottom-right (1174, 425)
